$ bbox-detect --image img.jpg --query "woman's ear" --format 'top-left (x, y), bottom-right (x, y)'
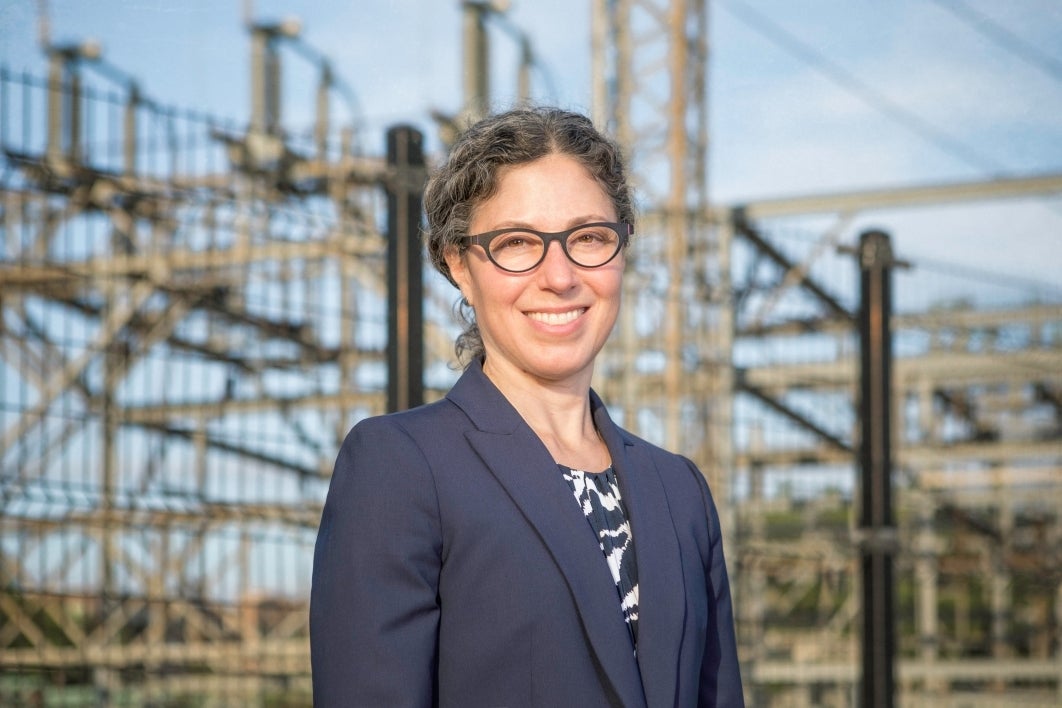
top-left (444, 247), bottom-right (473, 308)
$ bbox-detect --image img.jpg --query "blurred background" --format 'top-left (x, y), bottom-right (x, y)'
top-left (1, 0), bottom-right (1060, 705)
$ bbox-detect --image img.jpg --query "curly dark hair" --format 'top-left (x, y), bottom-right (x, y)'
top-left (424, 106), bottom-right (635, 363)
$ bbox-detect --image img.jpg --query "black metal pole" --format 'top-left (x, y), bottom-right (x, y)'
top-left (857, 229), bottom-right (897, 708)
top-left (385, 125), bottom-right (425, 413)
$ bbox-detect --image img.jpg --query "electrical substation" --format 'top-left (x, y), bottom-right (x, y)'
top-left (2, 1), bottom-right (1060, 705)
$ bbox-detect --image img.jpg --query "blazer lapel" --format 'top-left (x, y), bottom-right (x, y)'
top-left (592, 395), bottom-right (686, 708)
top-left (448, 363), bottom-right (647, 708)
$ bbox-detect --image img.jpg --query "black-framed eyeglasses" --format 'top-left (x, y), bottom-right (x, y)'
top-left (461, 222), bottom-right (632, 273)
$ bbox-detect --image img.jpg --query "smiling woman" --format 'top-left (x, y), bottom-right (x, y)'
top-left (310, 106), bottom-right (745, 708)
top-left (445, 151), bottom-right (626, 396)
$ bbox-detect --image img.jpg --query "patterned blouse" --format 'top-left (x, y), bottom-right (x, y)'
top-left (559, 464), bottom-right (640, 650)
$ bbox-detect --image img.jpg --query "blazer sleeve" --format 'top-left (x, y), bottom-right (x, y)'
top-left (310, 416), bottom-right (442, 707)
top-left (691, 460), bottom-right (746, 708)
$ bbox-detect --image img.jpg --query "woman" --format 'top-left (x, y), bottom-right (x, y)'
top-left (311, 106), bottom-right (743, 707)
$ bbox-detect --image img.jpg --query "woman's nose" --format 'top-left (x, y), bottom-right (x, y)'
top-left (537, 240), bottom-right (577, 289)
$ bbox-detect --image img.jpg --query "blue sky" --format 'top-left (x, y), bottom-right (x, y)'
top-left (2, 0), bottom-right (1061, 294)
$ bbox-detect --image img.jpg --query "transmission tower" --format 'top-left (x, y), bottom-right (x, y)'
top-left (590, 0), bottom-right (732, 506)
top-left (0, 9), bottom-right (421, 702)
top-left (591, 2), bottom-right (1062, 705)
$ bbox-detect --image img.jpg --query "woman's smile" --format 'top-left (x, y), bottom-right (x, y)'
top-left (525, 307), bottom-right (588, 327)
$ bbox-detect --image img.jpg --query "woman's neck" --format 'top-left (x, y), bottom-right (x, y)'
top-left (482, 357), bottom-right (610, 471)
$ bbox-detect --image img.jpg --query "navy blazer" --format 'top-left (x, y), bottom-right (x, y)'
top-left (311, 360), bottom-right (744, 707)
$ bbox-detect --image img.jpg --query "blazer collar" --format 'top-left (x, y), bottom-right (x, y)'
top-left (593, 395), bottom-right (685, 708)
top-left (448, 360), bottom-right (685, 707)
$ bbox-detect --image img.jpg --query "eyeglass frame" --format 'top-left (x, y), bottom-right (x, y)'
top-left (459, 221), bottom-right (633, 273)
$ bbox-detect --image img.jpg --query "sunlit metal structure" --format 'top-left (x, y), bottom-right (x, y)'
top-left (590, 1), bottom-right (1061, 705)
top-left (590, 0), bottom-right (733, 511)
top-left (716, 184), bottom-right (1062, 706)
top-left (0, 16), bottom-right (413, 703)
top-left (1, 2), bottom-right (1060, 706)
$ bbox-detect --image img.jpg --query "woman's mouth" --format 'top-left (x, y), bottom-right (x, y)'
top-left (526, 308), bottom-right (587, 326)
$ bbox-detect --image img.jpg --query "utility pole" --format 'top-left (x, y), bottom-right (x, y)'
top-left (385, 125), bottom-right (426, 413)
top-left (462, 1), bottom-right (492, 124)
top-left (856, 229), bottom-right (898, 708)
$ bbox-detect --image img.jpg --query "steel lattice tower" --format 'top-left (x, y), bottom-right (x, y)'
top-left (590, 0), bottom-right (733, 505)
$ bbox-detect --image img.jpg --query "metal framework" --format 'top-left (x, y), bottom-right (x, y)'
top-left (590, 1), bottom-right (1060, 705)
top-left (720, 184), bottom-right (1062, 705)
top-left (0, 22), bottom-right (460, 702)
top-left (591, 0), bottom-right (731, 506)
top-left (1, 2), bottom-right (1060, 706)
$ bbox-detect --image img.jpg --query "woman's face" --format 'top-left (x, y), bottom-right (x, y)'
top-left (445, 153), bottom-right (624, 390)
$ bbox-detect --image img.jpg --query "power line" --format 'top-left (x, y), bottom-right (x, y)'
top-left (929, 0), bottom-right (1062, 85)
top-left (716, 0), bottom-right (1007, 177)
top-left (759, 224), bottom-right (1062, 301)
top-left (908, 254), bottom-right (1062, 299)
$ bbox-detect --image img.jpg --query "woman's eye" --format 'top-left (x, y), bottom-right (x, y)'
top-left (573, 230), bottom-right (608, 244)
top-left (499, 236), bottom-right (526, 249)
top-left (494, 234), bottom-right (537, 252)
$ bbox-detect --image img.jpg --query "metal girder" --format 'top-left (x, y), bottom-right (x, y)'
top-left (736, 372), bottom-right (852, 453)
top-left (1, 278), bottom-right (157, 453)
top-left (736, 439), bottom-right (1062, 470)
top-left (0, 54), bottom-right (385, 704)
top-left (745, 214), bottom-right (855, 333)
top-left (0, 635), bottom-right (309, 672)
top-left (751, 657), bottom-right (1061, 684)
top-left (733, 209), bottom-right (852, 322)
top-left (716, 172), bottom-right (1062, 221)
top-left (742, 349), bottom-right (1061, 390)
top-left (737, 303), bottom-right (1062, 338)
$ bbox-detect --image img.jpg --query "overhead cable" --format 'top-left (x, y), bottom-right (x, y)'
top-left (716, 0), bottom-right (1007, 177)
top-left (930, 0), bottom-right (1062, 85)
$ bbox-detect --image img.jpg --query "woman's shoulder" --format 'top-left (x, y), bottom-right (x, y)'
top-left (347, 397), bottom-right (465, 443)
top-left (332, 398), bottom-right (468, 489)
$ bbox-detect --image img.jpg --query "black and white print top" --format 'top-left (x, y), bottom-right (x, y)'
top-left (559, 464), bottom-right (640, 650)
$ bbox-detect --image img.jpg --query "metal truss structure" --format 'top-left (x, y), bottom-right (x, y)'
top-left (719, 185), bottom-right (1062, 706)
top-left (1, 2), bottom-right (1061, 706)
top-left (591, 0), bottom-right (1061, 704)
top-left (0, 22), bottom-right (457, 704)
top-left (590, 0), bottom-right (732, 505)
